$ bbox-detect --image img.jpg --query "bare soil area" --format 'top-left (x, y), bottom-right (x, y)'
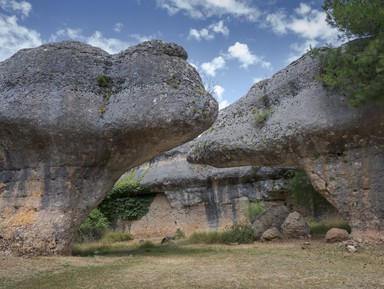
top-left (1, 239), bottom-right (384, 289)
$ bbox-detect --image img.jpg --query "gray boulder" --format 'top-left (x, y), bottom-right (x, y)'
top-left (252, 205), bottom-right (290, 240)
top-left (281, 211), bottom-right (310, 239)
top-left (325, 228), bottom-right (349, 243)
top-left (261, 227), bottom-right (282, 242)
top-left (0, 40), bottom-right (218, 256)
top-left (188, 50), bottom-right (384, 243)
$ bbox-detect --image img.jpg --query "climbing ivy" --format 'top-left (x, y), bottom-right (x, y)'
top-left (98, 169), bottom-right (155, 221)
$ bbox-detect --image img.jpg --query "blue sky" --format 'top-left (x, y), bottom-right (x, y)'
top-left (0, 0), bottom-right (341, 108)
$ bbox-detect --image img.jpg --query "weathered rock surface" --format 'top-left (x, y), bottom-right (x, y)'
top-left (281, 211), bottom-right (310, 239)
top-left (188, 51), bottom-right (384, 243)
top-left (325, 228), bottom-right (349, 243)
top-left (252, 205), bottom-right (290, 240)
top-left (0, 40), bottom-right (218, 255)
top-left (261, 227), bottom-right (282, 242)
top-left (118, 144), bottom-right (295, 237)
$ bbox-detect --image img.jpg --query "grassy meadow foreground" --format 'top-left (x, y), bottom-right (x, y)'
top-left (1, 238), bottom-right (384, 289)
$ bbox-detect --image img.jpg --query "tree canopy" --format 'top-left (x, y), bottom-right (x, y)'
top-left (317, 0), bottom-right (384, 106)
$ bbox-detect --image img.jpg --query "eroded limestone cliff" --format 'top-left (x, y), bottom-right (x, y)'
top-left (0, 40), bottom-right (218, 255)
top-left (188, 52), bottom-right (384, 243)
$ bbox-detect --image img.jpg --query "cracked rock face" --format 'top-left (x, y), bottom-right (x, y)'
top-left (0, 40), bottom-right (218, 256)
top-left (188, 52), bottom-right (384, 243)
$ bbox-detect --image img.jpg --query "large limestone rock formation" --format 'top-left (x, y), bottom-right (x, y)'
top-left (0, 40), bottom-right (218, 255)
top-left (121, 144), bottom-right (295, 237)
top-left (188, 52), bottom-right (384, 243)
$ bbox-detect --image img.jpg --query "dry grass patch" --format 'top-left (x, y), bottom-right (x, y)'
top-left (1, 240), bottom-right (384, 289)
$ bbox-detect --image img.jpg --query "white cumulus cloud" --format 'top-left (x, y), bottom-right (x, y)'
top-left (188, 20), bottom-right (229, 41)
top-left (50, 29), bottom-right (131, 54)
top-left (212, 84), bottom-right (229, 110)
top-left (0, 0), bottom-right (32, 17)
top-left (227, 42), bottom-right (271, 69)
top-left (265, 2), bottom-right (340, 63)
top-left (0, 0), bottom-right (42, 61)
top-left (157, 0), bottom-right (260, 21)
top-left (113, 22), bottom-right (124, 33)
top-left (201, 56), bottom-right (226, 77)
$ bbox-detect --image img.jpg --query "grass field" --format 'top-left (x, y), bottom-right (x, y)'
top-left (1, 238), bottom-right (384, 289)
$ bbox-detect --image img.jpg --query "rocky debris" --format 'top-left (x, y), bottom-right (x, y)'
top-left (252, 205), bottom-right (290, 240)
top-left (0, 40), bottom-right (218, 256)
top-left (281, 211), bottom-right (310, 239)
top-left (325, 228), bottom-right (349, 243)
top-left (346, 245), bottom-right (357, 253)
top-left (118, 143), bottom-right (295, 238)
top-left (261, 227), bottom-right (282, 242)
top-left (187, 48), bottom-right (384, 243)
top-left (161, 236), bottom-right (176, 245)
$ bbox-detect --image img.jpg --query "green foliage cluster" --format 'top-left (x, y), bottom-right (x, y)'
top-left (175, 228), bottom-right (186, 239)
top-left (99, 174), bottom-right (154, 222)
top-left (78, 170), bottom-right (154, 242)
top-left (286, 169), bottom-right (331, 211)
top-left (244, 200), bottom-right (267, 223)
top-left (77, 208), bottom-right (109, 242)
top-left (97, 75), bottom-right (113, 115)
top-left (314, 0), bottom-right (384, 107)
top-left (188, 224), bottom-right (254, 245)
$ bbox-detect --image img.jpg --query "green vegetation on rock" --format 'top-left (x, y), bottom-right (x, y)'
top-left (244, 200), bottom-right (267, 223)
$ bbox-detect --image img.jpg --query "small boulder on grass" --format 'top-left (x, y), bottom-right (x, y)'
top-left (281, 211), bottom-right (310, 239)
top-left (261, 227), bottom-right (282, 242)
top-left (325, 228), bottom-right (349, 243)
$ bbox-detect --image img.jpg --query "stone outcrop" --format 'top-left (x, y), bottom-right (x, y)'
top-left (119, 144), bottom-right (295, 238)
top-left (188, 51), bottom-right (384, 243)
top-left (0, 40), bottom-right (218, 255)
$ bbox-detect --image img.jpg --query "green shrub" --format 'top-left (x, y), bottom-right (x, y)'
top-left (189, 231), bottom-right (221, 244)
top-left (245, 201), bottom-right (267, 223)
top-left (139, 240), bottom-right (156, 250)
top-left (188, 224), bottom-right (254, 245)
top-left (101, 231), bottom-right (133, 243)
top-left (76, 208), bottom-right (109, 243)
top-left (99, 172), bottom-right (155, 222)
top-left (175, 228), bottom-right (186, 239)
top-left (220, 224), bottom-right (254, 244)
top-left (286, 169), bottom-right (331, 211)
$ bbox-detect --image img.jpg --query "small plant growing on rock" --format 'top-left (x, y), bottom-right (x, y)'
top-left (252, 108), bottom-right (272, 126)
top-left (245, 200), bottom-right (267, 223)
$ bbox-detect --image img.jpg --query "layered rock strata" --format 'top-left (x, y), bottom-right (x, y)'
top-left (121, 144), bottom-right (295, 237)
top-left (188, 52), bottom-right (384, 243)
top-left (0, 40), bottom-right (218, 255)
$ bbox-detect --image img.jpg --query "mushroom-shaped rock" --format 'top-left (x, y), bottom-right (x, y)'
top-left (188, 51), bottom-right (384, 243)
top-left (0, 40), bottom-right (218, 256)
